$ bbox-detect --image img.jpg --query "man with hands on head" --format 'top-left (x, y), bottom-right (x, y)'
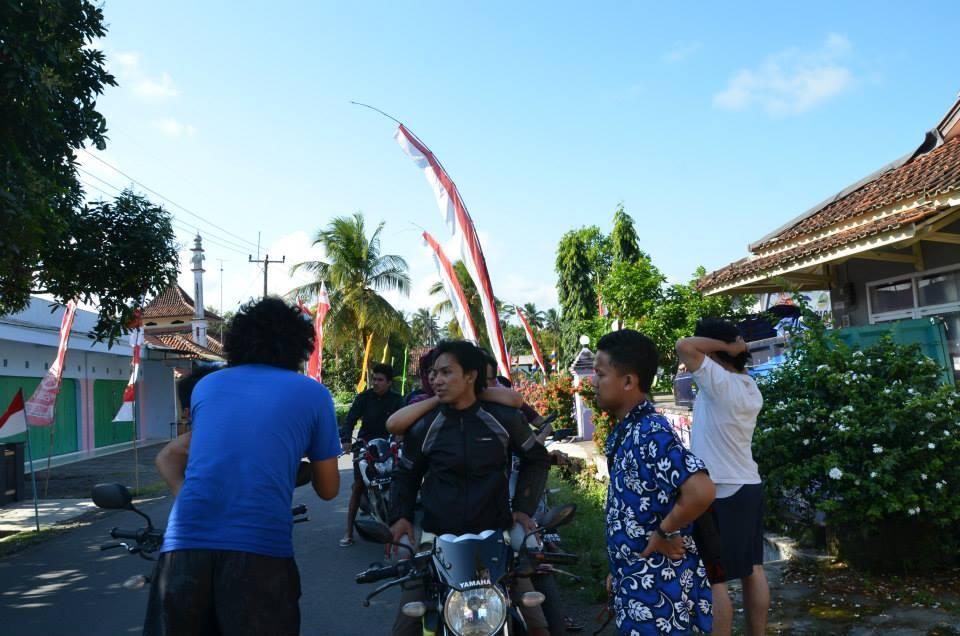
top-left (595, 329), bottom-right (715, 635)
top-left (388, 339), bottom-right (551, 636)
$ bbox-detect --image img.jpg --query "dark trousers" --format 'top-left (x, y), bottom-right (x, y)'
top-left (143, 549), bottom-right (301, 636)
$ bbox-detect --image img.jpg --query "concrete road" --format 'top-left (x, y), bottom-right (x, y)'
top-left (0, 460), bottom-right (402, 636)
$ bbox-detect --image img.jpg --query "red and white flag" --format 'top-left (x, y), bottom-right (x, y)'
top-left (114, 311), bottom-right (144, 422)
top-left (423, 231), bottom-right (478, 343)
top-left (395, 124), bottom-right (510, 379)
top-left (25, 300), bottom-right (78, 426)
top-left (515, 305), bottom-right (548, 381)
top-left (308, 283), bottom-right (331, 382)
top-left (0, 389), bottom-right (28, 439)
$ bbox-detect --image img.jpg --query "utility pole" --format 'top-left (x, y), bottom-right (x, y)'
top-left (218, 259), bottom-right (224, 341)
top-left (248, 253), bottom-right (285, 298)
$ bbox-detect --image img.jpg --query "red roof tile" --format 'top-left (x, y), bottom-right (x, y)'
top-left (142, 285), bottom-right (221, 320)
top-left (145, 333), bottom-right (224, 359)
top-left (698, 205), bottom-right (942, 290)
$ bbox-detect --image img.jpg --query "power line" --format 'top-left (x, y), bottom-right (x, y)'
top-left (77, 172), bottom-right (253, 255)
top-left (80, 149), bottom-right (260, 250)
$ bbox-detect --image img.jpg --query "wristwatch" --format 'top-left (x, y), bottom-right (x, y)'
top-left (656, 527), bottom-right (682, 540)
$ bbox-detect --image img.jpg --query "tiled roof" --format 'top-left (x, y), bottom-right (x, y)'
top-left (142, 285), bottom-right (221, 320)
top-left (698, 205), bottom-right (942, 290)
top-left (700, 134), bottom-right (960, 292)
top-left (755, 136), bottom-right (960, 250)
top-left (145, 332), bottom-right (224, 359)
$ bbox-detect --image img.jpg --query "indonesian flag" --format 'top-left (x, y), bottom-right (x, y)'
top-left (514, 305), bottom-right (548, 381)
top-left (423, 231), bottom-right (478, 343)
top-left (114, 312), bottom-right (144, 422)
top-left (0, 389), bottom-right (27, 440)
top-left (309, 283), bottom-right (331, 382)
top-left (25, 300), bottom-right (78, 426)
top-left (395, 124), bottom-right (510, 380)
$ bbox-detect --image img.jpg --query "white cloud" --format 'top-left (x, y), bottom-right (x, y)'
top-left (152, 118), bottom-right (197, 138)
top-left (713, 33), bottom-right (854, 116)
top-left (133, 72), bottom-right (179, 99)
top-left (107, 49), bottom-right (179, 100)
top-left (662, 42), bottom-right (701, 63)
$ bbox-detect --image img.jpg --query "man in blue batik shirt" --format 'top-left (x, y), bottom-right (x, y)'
top-left (594, 329), bottom-right (716, 635)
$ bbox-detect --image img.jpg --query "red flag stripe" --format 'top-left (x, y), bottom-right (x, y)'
top-left (515, 306), bottom-right (548, 379)
top-left (423, 231), bottom-right (479, 343)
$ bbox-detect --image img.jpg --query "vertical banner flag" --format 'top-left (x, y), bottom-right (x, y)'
top-left (25, 300), bottom-right (78, 426)
top-left (514, 305), bottom-right (548, 381)
top-left (302, 283), bottom-right (331, 382)
top-left (423, 231), bottom-right (479, 343)
top-left (114, 311), bottom-right (144, 422)
top-left (0, 389), bottom-right (28, 439)
top-left (395, 125), bottom-right (510, 380)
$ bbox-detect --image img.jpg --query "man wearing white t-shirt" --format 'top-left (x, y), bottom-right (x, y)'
top-left (677, 319), bottom-right (770, 636)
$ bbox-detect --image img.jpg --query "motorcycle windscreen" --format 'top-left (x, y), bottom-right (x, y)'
top-left (432, 530), bottom-right (510, 590)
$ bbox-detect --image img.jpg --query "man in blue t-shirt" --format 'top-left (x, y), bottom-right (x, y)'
top-left (146, 297), bottom-right (341, 636)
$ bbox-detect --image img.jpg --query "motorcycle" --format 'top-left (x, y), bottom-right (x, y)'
top-left (352, 437), bottom-right (398, 526)
top-left (354, 503), bottom-right (577, 636)
top-left (90, 482), bottom-right (309, 589)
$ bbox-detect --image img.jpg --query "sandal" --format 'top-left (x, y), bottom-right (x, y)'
top-left (338, 537), bottom-right (354, 547)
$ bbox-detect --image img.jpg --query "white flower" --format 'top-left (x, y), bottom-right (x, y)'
top-left (837, 424), bottom-right (848, 432)
top-left (870, 471), bottom-right (877, 478)
top-left (907, 507), bottom-right (919, 516)
top-left (852, 351), bottom-right (864, 357)
top-left (829, 467), bottom-right (843, 480)
top-left (883, 388), bottom-right (892, 394)
top-left (925, 412), bottom-right (936, 421)
top-left (944, 430), bottom-right (951, 437)
top-left (928, 442), bottom-right (936, 449)
top-left (873, 445), bottom-right (884, 454)
top-left (936, 481), bottom-right (946, 490)
top-left (816, 364), bottom-right (830, 372)
top-left (803, 439), bottom-right (810, 446)
top-left (921, 473), bottom-right (928, 480)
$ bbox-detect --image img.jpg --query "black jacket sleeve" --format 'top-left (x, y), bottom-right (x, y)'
top-left (339, 392), bottom-right (366, 442)
top-left (504, 408), bottom-right (550, 516)
top-left (389, 417), bottom-right (430, 524)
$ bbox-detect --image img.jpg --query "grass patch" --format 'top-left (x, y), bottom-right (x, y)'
top-left (547, 466), bottom-right (609, 604)
top-left (0, 522), bottom-right (87, 558)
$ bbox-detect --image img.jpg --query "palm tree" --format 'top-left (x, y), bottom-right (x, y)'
top-left (544, 308), bottom-right (561, 335)
top-left (520, 302), bottom-right (545, 330)
top-left (428, 260), bottom-right (488, 344)
top-left (409, 308), bottom-right (440, 347)
top-left (289, 212), bottom-right (410, 377)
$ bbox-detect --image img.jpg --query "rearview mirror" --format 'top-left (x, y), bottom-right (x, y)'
top-left (92, 483), bottom-right (133, 510)
top-left (355, 518), bottom-right (394, 544)
top-left (539, 503), bottom-right (576, 531)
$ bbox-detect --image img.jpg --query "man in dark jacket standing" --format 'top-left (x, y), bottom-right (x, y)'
top-left (389, 340), bottom-right (550, 636)
top-left (340, 362), bottom-right (404, 547)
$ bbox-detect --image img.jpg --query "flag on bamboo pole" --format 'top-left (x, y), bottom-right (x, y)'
top-left (25, 300), bottom-right (78, 426)
top-left (514, 305), bottom-right (548, 381)
top-left (423, 231), bottom-right (478, 343)
top-left (113, 312), bottom-right (144, 422)
top-left (0, 389), bottom-right (28, 439)
top-left (395, 125), bottom-right (510, 380)
top-left (356, 333), bottom-right (374, 393)
top-left (310, 283), bottom-right (331, 382)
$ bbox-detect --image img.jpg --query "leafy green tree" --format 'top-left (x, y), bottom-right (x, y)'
top-left (290, 212), bottom-right (409, 361)
top-left (2, 4), bottom-right (182, 341)
top-left (600, 256), bottom-right (665, 322)
top-left (520, 302), bottom-right (545, 330)
top-left (610, 205), bottom-right (642, 264)
top-left (556, 229), bottom-right (599, 364)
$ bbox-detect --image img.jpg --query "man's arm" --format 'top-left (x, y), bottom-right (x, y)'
top-left (641, 470), bottom-right (715, 559)
top-left (389, 418), bottom-right (430, 550)
top-left (155, 432), bottom-right (191, 496)
top-left (504, 409), bottom-right (550, 518)
top-left (339, 393), bottom-right (365, 443)
top-left (309, 457), bottom-right (340, 500)
top-left (675, 336), bottom-right (747, 372)
top-left (386, 396), bottom-right (439, 435)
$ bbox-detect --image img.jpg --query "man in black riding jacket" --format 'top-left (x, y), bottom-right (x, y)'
top-left (389, 339), bottom-right (551, 636)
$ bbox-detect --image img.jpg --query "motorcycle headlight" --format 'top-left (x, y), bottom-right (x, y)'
top-left (443, 585), bottom-right (507, 636)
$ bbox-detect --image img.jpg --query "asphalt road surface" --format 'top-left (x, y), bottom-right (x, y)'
top-left (0, 458), bottom-right (401, 636)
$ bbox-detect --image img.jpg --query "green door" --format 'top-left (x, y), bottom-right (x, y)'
top-left (0, 377), bottom-right (79, 457)
top-left (94, 380), bottom-right (134, 447)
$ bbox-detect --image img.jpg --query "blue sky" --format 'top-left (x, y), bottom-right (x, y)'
top-left (79, 1), bottom-right (960, 317)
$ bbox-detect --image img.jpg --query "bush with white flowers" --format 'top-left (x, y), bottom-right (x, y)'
top-left (753, 317), bottom-right (960, 534)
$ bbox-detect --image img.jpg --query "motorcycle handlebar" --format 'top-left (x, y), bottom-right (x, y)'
top-left (356, 562), bottom-right (402, 584)
top-left (535, 551), bottom-right (579, 565)
top-left (291, 504), bottom-right (307, 517)
top-left (110, 527), bottom-right (142, 541)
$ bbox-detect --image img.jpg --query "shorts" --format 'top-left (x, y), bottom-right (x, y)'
top-left (704, 482), bottom-right (765, 584)
top-left (144, 549), bottom-right (301, 636)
